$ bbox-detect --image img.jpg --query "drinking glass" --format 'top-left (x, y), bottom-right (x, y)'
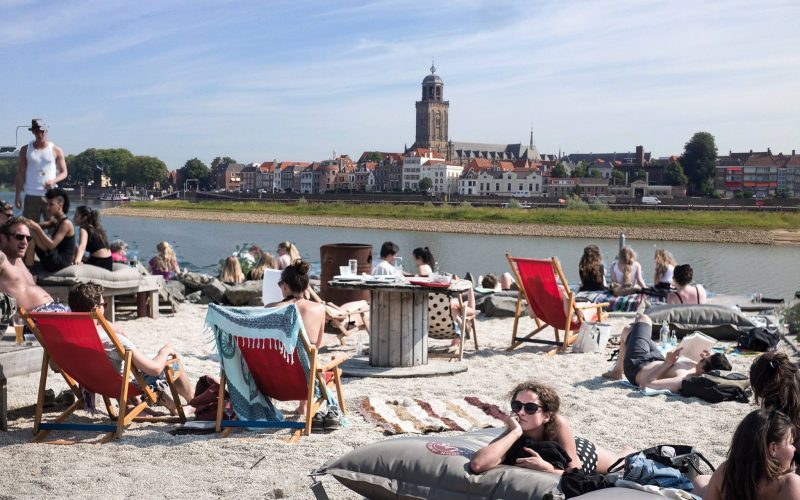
top-left (13, 317), bottom-right (24, 345)
top-left (394, 257), bottom-right (403, 276)
top-left (348, 259), bottom-right (358, 275)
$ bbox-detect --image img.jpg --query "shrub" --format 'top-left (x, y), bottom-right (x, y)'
top-left (507, 199), bottom-right (522, 209)
top-left (589, 198), bottom-right (609, 211)
top-left (565, 195), bottom-right (589, 210)
top-left (784, 302), bottom-right (800, 336)
top-left (459, 201), bottom-right (472, 209)
top-left (296, 197), bottom-right (308, 205)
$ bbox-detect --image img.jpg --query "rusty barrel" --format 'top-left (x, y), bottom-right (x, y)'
top-left (320, 243), bottom-right (373, 305)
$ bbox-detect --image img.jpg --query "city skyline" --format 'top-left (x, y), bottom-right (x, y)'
top-left (1, 0), bottom-right (798, 168)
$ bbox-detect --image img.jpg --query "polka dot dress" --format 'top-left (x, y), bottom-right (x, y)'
top-left (574, 437), bottom-right (598, 474)
top-left (428, 292), bottom-right (456, 339)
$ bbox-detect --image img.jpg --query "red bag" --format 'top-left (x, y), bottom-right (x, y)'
top-left (189, 375), bottom-right (232, 421)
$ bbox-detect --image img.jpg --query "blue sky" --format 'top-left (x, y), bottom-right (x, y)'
top-left (2, 0), bottom-right (798, 169)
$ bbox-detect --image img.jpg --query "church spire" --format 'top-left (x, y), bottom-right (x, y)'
top-left (430, 58), bottom-right (436, 75)
top-left (529, 123), bottom-right (534, 149)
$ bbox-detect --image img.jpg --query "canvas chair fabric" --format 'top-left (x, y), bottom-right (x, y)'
top-left (507, 255), bottom-right (608, 354)
top-left (427, 290), bottom-right (478, 361)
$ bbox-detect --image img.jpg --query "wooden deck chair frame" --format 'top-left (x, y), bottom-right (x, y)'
top-left (214, 332), bottom-right (347, 443)
top-left (306, 288), bottom-right (370, 345)
top-left (20, 307), bottom-right (186, 443)
top-left (506, 254), bottom-right (609, 355)
top-left (428, 288), bottom-right (479, 362)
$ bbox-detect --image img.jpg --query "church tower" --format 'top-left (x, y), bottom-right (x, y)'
top-left (414, 62), bottom-right (449, 155)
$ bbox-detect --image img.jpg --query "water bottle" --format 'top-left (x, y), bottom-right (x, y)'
top-left (660, 321), bottom-right (669, 346)
top-left (670, 330), bottom-right (677, 347)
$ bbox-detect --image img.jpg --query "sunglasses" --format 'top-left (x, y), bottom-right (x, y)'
top-left (9, 233), bottom-right (32, 242)
top-left (510, 400), bottom-right (542, 415)
top-left (278, 279), bottom-right (284, 286)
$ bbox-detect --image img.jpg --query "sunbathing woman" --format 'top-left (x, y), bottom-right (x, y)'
top-left (471, 381), bottom-right (631, 475)
top-left (24, 188), bottom-right (75, 273)
top-left (667, 264), bottom-right (707, 305)
top-left (149, 241), bottom-right (181, 279)
top-left (248, 252), bottom-right (277, 280)
top-left (578, 244), bottom-right (607, 292)
top-left (265, 259), bottom-right (325, 348)
top-left (653, 249), bottom-right (676, 290)
top-left (702, 409), bottom-right (800, 500)
top-left (219, 256), bottom-right (244, 285)
top-left (72, 206), bottom-right (112, 271)
top-left (610, 245), bottom-right (646, 294)
top-left (276, 241), bottom-right (300, 270)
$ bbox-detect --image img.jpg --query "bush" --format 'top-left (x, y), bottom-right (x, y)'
top-left (589, 198), bottom-right (609, 211)
top-left (296, 197), bottom-right (308, 205)
top-left (784, 302), bottom-right (800, 335)
top-left (565, 195), bottom-right (589, 210)
top-left (459, 201), bottom-right (472, 209)
top-left (507, 199), bottom-right (522, 209)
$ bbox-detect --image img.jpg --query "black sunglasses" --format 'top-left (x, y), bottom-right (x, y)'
top-left (511, 400), bottom-right (542, 415)
top-left (9, 233), bottom-right (32, 242)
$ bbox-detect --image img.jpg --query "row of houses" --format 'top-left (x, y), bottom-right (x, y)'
top-left (714, 149), bottom-right (800, 198)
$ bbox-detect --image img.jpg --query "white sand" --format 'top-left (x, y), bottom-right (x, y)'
top-left (0, 304), bottom-right (783, 499)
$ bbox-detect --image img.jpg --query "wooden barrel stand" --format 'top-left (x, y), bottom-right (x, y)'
top-left (368, 289), bottom-right (428, 367)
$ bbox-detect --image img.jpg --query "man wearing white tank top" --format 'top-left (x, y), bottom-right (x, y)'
top-left (14, 118), bottom-right (68, 220)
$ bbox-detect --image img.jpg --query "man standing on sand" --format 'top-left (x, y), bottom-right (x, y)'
top-left (0, 217), bottom-right (68, 313)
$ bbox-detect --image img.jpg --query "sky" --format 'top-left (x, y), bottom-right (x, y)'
top-left (1, 0), bottom-right (798, 169)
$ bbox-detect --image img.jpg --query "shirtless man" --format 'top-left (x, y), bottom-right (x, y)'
top-left (603, 313), bottom-right (730, 392)
top-left (0, 217), bottom-right (68, 313)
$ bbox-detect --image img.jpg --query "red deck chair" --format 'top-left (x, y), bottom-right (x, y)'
top-left (214, 324), bottom-right (347, 443)
top-left (21, 308), bottom-right (186, 443)
top-left (506, 254), bottom-right (608, 354)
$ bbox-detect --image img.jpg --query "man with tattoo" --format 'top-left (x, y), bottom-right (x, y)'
top-left (0, 217), bottom-right (68, 313)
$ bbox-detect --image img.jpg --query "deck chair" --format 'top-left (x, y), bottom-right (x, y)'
top-left (428, 290), bottom-right (478, 361)
top-left (207, 303), bottom-right (347, 443)
top-left (20, 307), bottom-right (186, 443)
top-left (307, 288), bottom-right (370, 346)
top-left (506, 255), bottom-right (609, 354)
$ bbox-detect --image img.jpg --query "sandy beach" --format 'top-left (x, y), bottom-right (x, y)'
top-left (0, 302), bottom-right (784, 499)
top-left (104, 206), bottom-right (800, 245)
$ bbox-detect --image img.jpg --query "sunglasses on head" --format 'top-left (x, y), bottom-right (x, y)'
top-left (510, 400), bottom-right (542, 415)
top-left (9, 233), bottom-right (32, 242)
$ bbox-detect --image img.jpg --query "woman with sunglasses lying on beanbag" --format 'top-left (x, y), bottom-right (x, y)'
top-left (470, 381), bottom-right (633, 475)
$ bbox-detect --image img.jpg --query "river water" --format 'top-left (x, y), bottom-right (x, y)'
top-left (3, 193), bottom-right (798, 299)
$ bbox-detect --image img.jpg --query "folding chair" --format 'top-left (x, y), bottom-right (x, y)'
top-left (427, 290), bottom-right (478, 361)
top-left (209, 304), bottom-right (347, 443)
top-left (20, 307), bottom-right (186, 443)
top-left (307, 288), bottom-right (370, 345)
top-left (506, 254), bottom-right (608, 354)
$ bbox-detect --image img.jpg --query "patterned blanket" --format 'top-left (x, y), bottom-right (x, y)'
top-left (357, 396), bottom-right (507, 435)
top-left (575, 290), bottom-right (667, 313)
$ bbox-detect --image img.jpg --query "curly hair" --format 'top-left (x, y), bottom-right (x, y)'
top-left (508, 381), bottom-right (561, 437)
top-left (579, 245), bottom-right (604, 287)
top-left (68, 282), bottom-right (105, 312)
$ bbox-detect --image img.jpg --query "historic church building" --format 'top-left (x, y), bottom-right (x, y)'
top-left (410, 64), bottom-right (543, 166)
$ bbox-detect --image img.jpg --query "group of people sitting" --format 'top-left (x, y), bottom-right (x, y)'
top-left (578, 244), bottom-right (706, 305)
top-left (218, 241), bottom-right (301, 285)
top-left (472, 355), bottom-right (800, 499)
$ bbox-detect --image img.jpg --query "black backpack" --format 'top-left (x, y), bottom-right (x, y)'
top-left (738, 326), bottom-right (780, 352)
top-left (681, 370), bottom-right (751, 403)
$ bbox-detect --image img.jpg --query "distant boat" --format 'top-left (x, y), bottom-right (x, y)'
top-left (98, 192), bottom-right (131, 202)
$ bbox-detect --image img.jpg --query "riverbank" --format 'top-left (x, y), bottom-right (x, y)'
top-left (105, 206), bottom-right (800, 245)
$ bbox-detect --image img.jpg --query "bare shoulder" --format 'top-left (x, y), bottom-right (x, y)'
top-left (53, 144), bottom-right (65, 156)
top-left (779, 472), bottom-right (800, 498)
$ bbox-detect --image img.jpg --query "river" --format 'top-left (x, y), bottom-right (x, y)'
top-left (3, 193), bottom-right (798, 299)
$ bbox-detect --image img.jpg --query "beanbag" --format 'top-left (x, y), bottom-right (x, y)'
top-left (36, 264), bottom-right (143, 289)
top-left (644, 304), bottom-right (755, 341)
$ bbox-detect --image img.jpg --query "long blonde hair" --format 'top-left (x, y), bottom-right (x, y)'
top-left (153, 241), bottom-right (178, 272)
top-left (617, 246), bottom-right (637, 286)
top-left (220, 256), bottom-right (244, 284)
top-left (654, 249), bottom-right (677, 283)
top-left (278, 241), bottom-right (300, 262)
top-left (249, 252), bottom-right (277, 280)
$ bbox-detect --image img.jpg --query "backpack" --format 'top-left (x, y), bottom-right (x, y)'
top-left (608, 444), bottom-right (715, 480)
top-left (188, 375), bottom-right (232, 421)
top-left (738, 326), bottom-right (780, 352)
top-left (681, 370), bottom-right (751, 403)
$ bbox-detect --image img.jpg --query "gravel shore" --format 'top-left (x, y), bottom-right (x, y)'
top-left (105, 206), bottom-right (795, 245)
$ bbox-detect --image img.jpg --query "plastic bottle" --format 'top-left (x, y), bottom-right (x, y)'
top-left (660, 320), bottom-right (669, 346)
top-left (670, 330), bottom-right (677, 347)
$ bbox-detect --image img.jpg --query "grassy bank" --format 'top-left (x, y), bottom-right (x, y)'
top-left (129, 200), bottom-right (800, 230)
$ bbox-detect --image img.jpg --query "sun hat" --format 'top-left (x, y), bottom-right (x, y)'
top-left (29, 118), bottom-right (48, 132)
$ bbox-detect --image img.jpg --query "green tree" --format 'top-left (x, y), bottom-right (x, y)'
top-left (681, 132), bottom-right (718, 195)
top-left (632, 169), bottom-right (647, 182)
top-left (550, 163), bottom-right (568, 178)
top-left (589, 168), bottom-right (602, 178)
top-left (572, 162), bottom-right (588, 178)
top-left (67, 148), bottom-right (134, 186)
top-left (365, 151), bottom-right (383, 164)
top-left (611, 170), bottom-right (625, 185)
top-left (211, 156), bottom-right (237, 170)
top-left (663, 159), bottom-right (688, 186)
top-left (418, 177), bottom-right (433, 192)
top-left (127, 156), bottom-right (168, 188)
top-left (179, 158), bottom-right (209, 187)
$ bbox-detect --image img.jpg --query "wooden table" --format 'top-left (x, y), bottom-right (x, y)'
top-left (0, 334), bottom-right (44, 431)
top-left (328, 279), bottom-right (471, 368)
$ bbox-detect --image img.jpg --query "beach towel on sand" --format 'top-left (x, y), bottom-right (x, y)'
top-left (205, 303), bottom-right (339, 423)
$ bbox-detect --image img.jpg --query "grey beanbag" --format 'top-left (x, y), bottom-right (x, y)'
top-left (36, 264), bottom-right (143, 289)
top-left (644, 304), bottom-right (755, 341)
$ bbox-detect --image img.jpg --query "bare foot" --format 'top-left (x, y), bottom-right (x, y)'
top-left (602, 369), bottom-right (623, 380)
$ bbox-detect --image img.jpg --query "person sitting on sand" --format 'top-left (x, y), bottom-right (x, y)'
top-left (219, 256), bottom-right (244, 285)
top-left (610, 245), bottom-right (646, 294)
top-left (276, 241), bottom-right (300, 270)
top-left (265, 259), bottom-right (325, 348)
top-left (72, 206), bottom-right (113, 271)
top-left (603, 313), bottom-right (731, 391)
top-left (578, 244), bottom-right (607, 292)
top-left (149, 241), bottom-right (181, 279)
top-left (110, 239), bottom-right (128, 263)
top-left (701, 409), bottom-right (800, 500)
top-left (470, 381), bottom-right (632, 475)
top-left (24, 187), bottom-right (75, 273)
top-left (248, 252), bottom-right (277, 280)
top-left (372, 241), bottom-right (399, 276)
top-left (653, 249), bottom-right (677, 291)
top-left (67, 282), bottom-right (195, 416)
top-left (667, 264), bottom-right (707, 305)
